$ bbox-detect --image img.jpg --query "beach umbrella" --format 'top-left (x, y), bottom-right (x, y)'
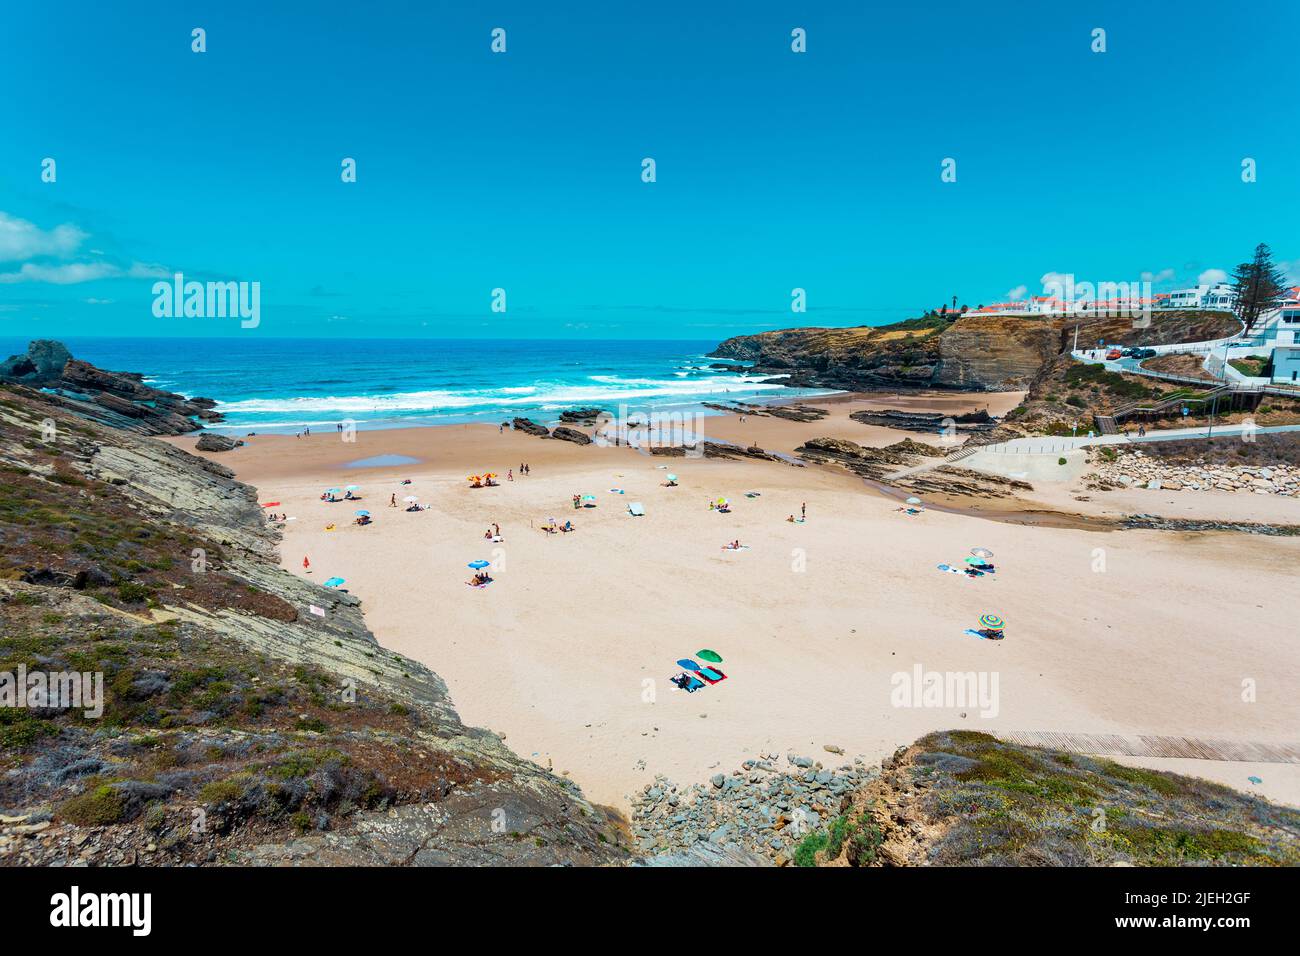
top-left (696, 649), bottom-right (723, 663)
top-left (581, 494), bottom-right (596, 501)
top-left (468, 560), bottom-right (491, 570)
top-left (978, 614), bottom-right (1005, 631)
top-left (354, 510), bottom-right (370, 517)
top-left (323, 577), bottom-right (345, 588)
top-left (970, 547), bottom-right (994, 559)
top-left (905, 496), bottom-right (922, 505)
top-left (326, 487), bottom-right (341, 494)
top-left (345, 485), bottom-right (360, 491)
top-left (676, 659), bottom-right (700, 671)
top-left (403, 495), bottom-right (419, 502)
top-left (666, 474), bottom-right (678, 482)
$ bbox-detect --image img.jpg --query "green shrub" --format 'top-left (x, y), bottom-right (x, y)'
top-left (59, 785), bottom-right (128, 826)
top-left (793, 830), bottom-right (828, 867)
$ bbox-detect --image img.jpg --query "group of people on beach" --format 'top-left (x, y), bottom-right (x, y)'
top-left (483, 523), bottom-right (502, 541)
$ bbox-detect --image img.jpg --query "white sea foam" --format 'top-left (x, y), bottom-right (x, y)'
top-left (215, 374), bottom-right (794, 416)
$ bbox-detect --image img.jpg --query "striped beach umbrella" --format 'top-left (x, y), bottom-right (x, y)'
top-left (971, 547), bottom-right (994, 559)
top-left (979, 614), bottom-right (1005, 631)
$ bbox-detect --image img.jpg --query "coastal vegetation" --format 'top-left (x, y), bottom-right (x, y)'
top-left (801, 732), bottom-right (1299, 867)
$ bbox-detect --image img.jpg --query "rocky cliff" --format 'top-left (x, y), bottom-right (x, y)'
top-left (710, 310), bottom-right (1242, 393)
top-left (0, 340), bottom-right (222, 436)
top-left (0, 382), bottom-right (626, 866)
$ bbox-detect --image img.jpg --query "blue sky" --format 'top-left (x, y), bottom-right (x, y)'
top-left (2, 0), bottom-right (1298, 340)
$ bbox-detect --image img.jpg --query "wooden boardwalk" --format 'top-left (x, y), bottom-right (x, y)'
top-left (997, 731), bottom-right (1300, 764)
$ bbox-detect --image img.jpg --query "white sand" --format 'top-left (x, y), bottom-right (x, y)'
top-left (171, 400), bottom-right (1300, 811)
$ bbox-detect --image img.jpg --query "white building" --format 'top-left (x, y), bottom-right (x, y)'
top-left (1159, 283), bottom-right (1237, 310)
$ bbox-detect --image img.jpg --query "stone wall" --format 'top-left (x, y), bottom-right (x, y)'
top-left (1089, 448), bottom-right (1299, 496)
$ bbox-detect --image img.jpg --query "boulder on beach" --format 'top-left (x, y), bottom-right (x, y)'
top-left (196, 433), bottom-right (244, 452)
top-left (549, 426), bottom-right (593, 445)
top-left (511, 417), bottom-right (550, 437)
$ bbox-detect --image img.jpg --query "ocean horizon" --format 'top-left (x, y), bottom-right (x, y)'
top-left (4, 336), bottom-right (832, 434)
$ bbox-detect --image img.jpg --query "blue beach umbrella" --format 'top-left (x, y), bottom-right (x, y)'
top-left (345, 485), bottom-right (360, 491)
top-left (468, 560), bottom-right (491, 570)
top-left (354, 510), bottom-right (370, 517)
top-left (326, 488), bottom-right (340, 493)
top-left (323, 577), bottom-right (345, 588)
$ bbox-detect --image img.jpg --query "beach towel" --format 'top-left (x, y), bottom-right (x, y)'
top-left (721, 545), bottom-right (750, 551)
top-left (609, 488), bottom-right (625, 494)
top-left (671, 672), bottom-right (705, 692)
top-left (963, 628), bottom-right (1003, 641)
top-left (467, 580), bottom-right (494, 589)
top-left (695, 667), bottom-right (727, 684)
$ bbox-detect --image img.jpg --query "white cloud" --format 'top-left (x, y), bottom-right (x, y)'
top-left (1040, 271), bottom-right (1073, 293)
top-left (1140, 268), bottom-right (1175, 283)
top-left (0, 261), bottom-right (121, 284)
top-left (1198, 268), bottom-right (1228, 285)
top-left (0, 212), bottom-right (86, 262)
top-left (1006, 285), bottom-right (1027, 300)
top-left (127, 261), bottom-right (170, 279)
top-left (0, 210), bottom-right (173, 285)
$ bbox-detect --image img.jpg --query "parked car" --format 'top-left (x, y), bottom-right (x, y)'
top-left (1106, 349), bottom-right (1123, 360)
top-left (1130, 347), bottom-right (1157, 359)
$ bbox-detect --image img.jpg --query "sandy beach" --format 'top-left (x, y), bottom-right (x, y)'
top-left (168, 395), bottom-right (1300, 812)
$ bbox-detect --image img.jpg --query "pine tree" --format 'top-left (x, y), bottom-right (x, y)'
top-left (1232, 242), bottom-right (1290, 333)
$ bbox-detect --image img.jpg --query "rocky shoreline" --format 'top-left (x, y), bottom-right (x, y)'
top-left (0, 339), bottom-right (222, 436)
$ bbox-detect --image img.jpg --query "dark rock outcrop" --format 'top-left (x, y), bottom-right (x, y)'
top-left (548, 426), bottom-right (592, 445)
top-left (0, 339), bottom-right (72, 382)
top-left (511, 417), bottom-right (550, 437)
top-left (0, 340), bottom-right (222, 436)
top-left (558, 407), bottom-right (606, 425)
top-left (849, 408), bottom-right (997, 433)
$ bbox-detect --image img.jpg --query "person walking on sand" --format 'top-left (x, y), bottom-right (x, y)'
top-left (303, 556), bottom-right (311, 573)
top-left (508, 469), bottom-right (513, 481)
top-left (390, 493), bottom-right (397, 508)
top-left (801, 502), bottom-right (806, 519)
